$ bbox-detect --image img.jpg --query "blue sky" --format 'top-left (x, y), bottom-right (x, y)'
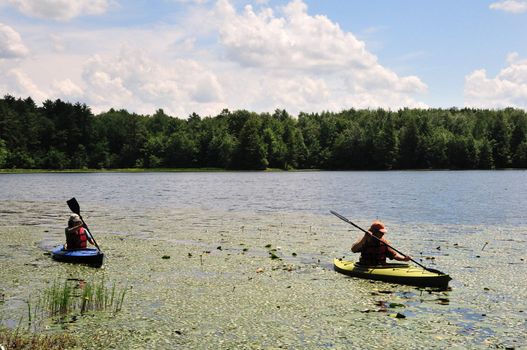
top-left (1, 0), bottom-right (526, 117)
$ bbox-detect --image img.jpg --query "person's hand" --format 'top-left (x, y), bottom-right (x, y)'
top-left (402, 255), bottom-right (411, 262)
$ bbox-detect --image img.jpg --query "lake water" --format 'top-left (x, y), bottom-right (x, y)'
top-left (1, 171), bottom-right (526, 349)
top-left (1, 170), bottom-right (526, 226)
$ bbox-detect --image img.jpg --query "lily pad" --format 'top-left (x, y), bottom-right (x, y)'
top-left (269, 251), bottom-right (281, 260)
top-left (389, 303), bottom-right (406, 308)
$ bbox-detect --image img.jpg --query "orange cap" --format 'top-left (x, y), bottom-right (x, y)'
top-left (369, 220), bottom-right (387, 234)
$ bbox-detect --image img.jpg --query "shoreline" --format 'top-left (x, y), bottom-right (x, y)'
top-left (0, 167), bottom-right (298, 174)
top-left (1, 167), bottom-right (525, 174)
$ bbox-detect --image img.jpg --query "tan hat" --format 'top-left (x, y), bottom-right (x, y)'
top-left (69, 214), bottom-right (82, 225)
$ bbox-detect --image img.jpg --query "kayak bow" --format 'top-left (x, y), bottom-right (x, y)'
top-left (334, 258), bottom-right (451, 289)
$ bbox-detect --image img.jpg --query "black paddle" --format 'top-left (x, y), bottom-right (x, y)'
top-left (67, 197), bottom-right (101, 252)
top-left (330, 210), bottom-right (447, 275)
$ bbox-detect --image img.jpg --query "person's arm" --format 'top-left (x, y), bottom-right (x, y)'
top-left (351, 233), bottom-right (369, 252)
top-left (393, 253), bottom-right (411, 261)
top-left (385, 241), bottom-right (411, 261)
top-left (79, 227), bottom-right (94, 245)
top-left (66, 223), bottom-right (83, 234)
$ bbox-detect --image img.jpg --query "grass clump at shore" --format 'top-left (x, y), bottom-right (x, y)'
top-left (0, 326), bottom-right (76, 350)
top-left (0, 278), bottom-right (127, 349)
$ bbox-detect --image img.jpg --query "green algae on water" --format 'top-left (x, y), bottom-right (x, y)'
top-left (1, 209), bottom-right (527, 349)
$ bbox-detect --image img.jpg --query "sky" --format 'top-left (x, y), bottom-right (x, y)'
top-left (0, 0), bottom-right (526, 118)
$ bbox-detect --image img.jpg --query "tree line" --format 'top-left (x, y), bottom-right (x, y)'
top-left (1, 95), bottom-right (527, 170)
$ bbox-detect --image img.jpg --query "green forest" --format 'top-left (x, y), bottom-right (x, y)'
top-left (1, 95), bottom-right (527, 170)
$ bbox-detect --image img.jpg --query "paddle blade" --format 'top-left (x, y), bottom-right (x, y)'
top-left (67, 197), bottom-right (81, 215)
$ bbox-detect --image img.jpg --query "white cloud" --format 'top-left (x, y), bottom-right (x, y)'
top-left (7, 0), bottom-right (112, 21)
top-left (489, 0), bottom-right (527, 13)
top-left (464, 53), bottom-right (527, 109)
top-left (217, 0), bottom-right (377, 72)
top-left (213, 0), bottom-right (427, 112)
top-left (80, 47), bottom-right (224, 115)
top-left (51, 78), bottom-right (84, 100)
top-left (0, 23), bottom-right (29, 58)
top-left (0, 68), bottom-right (47, 101)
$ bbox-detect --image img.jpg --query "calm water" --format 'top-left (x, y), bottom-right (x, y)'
top-left (0, 170), bottom-right (526, 226)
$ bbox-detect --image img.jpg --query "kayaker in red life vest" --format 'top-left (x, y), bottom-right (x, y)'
top-left (351, 220), bottom-right (411, 265)
top-left (64, 214), bottom-right (94, 250)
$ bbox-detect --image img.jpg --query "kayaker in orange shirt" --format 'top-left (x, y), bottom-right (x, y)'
top-left (64, 214), bottom-right (94, 249)
top-left (351, 220), bottom-right (411, 265)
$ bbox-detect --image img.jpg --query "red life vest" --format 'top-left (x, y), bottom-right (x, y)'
top-left (65, 227), bottom-right (88, 249)
top-left (359, 239), bottom-right (390, 265)
top-left (77, 227), bottom-right (88, 248)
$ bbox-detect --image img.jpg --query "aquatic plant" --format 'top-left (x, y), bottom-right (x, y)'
top-left (37, 277), bottom-right (128, 320)
top-left (0, 326), bottom-right (76, 350)
top-left (41, 280), bottom-right (72, 317)
top-left (0, 278), bottom-right (128, 349)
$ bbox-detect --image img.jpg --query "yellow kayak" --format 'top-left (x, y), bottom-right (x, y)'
top-left (333, 258), bottom-right (451, 289)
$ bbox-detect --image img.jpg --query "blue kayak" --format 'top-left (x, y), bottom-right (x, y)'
top-left (51, 246), bottom-right (104, 267)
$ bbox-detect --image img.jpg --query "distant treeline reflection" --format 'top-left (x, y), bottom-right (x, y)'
top-left (1, 95), bottom-right (526, 170)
